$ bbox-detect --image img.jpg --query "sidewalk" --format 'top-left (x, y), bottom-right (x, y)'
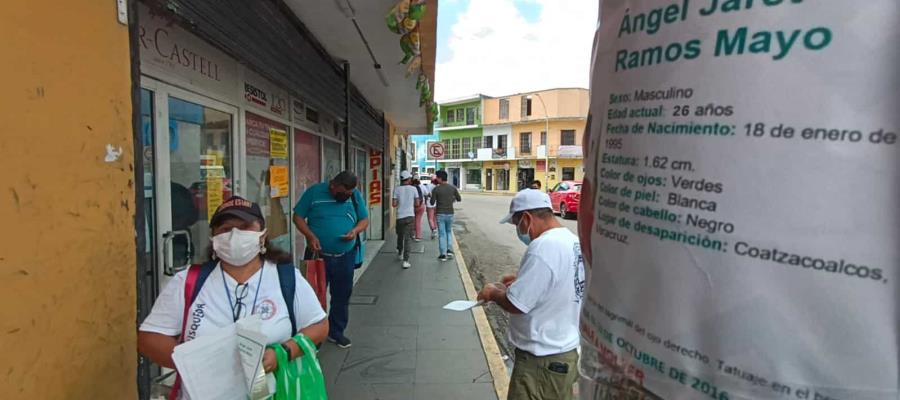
top-left (317, 224), bottom-right (501, 400)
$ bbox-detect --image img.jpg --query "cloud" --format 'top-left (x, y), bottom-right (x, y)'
top-left (434, 0), bottom-right (598, 102)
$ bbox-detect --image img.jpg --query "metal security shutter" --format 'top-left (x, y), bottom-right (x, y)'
top-left (350, 88), bottom-right (385, 150)
top-left (156, 0), bottom-right (345, 119)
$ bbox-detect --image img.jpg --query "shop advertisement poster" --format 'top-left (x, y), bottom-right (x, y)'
top-left (269, 129), bottom-right (288, 159)
top-left (369, 149), bottom-right (383, 205)
top-left (268, 166), bottom-right (289, 198)
top-left (579, 2), bottom-right (899, 400)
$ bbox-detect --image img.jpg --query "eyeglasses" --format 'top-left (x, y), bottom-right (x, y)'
top-left (231, 283), bottom-right (249, 322)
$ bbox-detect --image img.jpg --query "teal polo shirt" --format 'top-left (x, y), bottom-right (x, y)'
top-left (293, 182), bottom-right (368, 255)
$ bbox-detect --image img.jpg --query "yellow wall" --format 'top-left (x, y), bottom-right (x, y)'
top-left (0, 2), bottom-right (137, 399)
top-left (511, 120), bottom-right (587, 156)
top-left (483, 88), bottom-right (588, 125)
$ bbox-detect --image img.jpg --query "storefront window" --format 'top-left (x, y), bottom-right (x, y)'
top-left (323, 139), bottom-right (342, 181)
top-left (244, 112), bottom-right (291, 252)
top-left (168, 96), bottom-right (232, 265)
top-left (293, 129), bottom-right (321, 261)
top-left (467, 169), bottom-right (482, 185)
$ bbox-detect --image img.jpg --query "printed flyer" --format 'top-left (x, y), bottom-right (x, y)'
top-left (579, 1), bottom-right (899, 399)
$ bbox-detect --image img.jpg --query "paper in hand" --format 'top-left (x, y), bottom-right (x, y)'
top-left (443, 300), bottom-right (483, 311)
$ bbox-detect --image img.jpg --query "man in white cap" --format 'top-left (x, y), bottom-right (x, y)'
top-left (393, 170), bottom-right (421, 269)
top-left (477, 189), bottom-right (585, 400)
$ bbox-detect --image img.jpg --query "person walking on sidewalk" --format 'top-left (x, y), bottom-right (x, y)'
top-left (421, 176), bottom-right (438, 239)
top-left (430, 170), bottom-right (461, 261)
top-left (477, 189), bottom-right (586, 400)
top-left (292, 171), bottom-right (369, 349)
top-left (393, 170), bottom-right (421, 269)
top-left (411, 177), bottom-right (427, 242)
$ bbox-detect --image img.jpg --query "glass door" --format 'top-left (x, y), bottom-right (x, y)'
top-left (143, 78), bottom-right (237, 289)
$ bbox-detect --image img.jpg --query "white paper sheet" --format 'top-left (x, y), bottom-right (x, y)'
top-left (172, 325), bottom-right (246, 400)
top-left (443, 300), bottom-right (483, 311)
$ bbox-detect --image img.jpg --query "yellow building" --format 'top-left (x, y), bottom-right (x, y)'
top-left (481, 88), bottom-right (588, 192)
top-left (0, 1), bottom-right (436, 398)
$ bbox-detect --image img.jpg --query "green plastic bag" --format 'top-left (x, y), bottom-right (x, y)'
top-left (269, 335), bottom-right (327, 400)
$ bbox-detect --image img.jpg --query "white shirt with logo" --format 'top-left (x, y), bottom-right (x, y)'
top-left (421, 182), bottom-right (436, 208)
top-left (507, 227), bottom-right (585, 356)
top-left (140, 260), bottom-right (326, 345)
top-left (393, 185), bottom-right (420, 219)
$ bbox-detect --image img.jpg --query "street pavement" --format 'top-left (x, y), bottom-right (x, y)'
top-left (453, 193), bottom-right (578, 362)
top-left (317, 225), bottom-right (498, 400)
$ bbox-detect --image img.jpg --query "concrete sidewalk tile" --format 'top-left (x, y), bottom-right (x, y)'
top-left (414, 383), bottom-right (498, 400)
top-left (345, 325), bottom-right (418, 350)
top-left (318, 343), bottom-right (350, 385)
top-left (350, 304), bottom-right (419, 326)
top-left (417, 325), bottom-right (481, 350)
top-left (337, 347), bottom-right (417, 384)
top-left (418, 288), bottom-right (465, 307)
top-left (418, 306), bottom-right (475, 326)
top-left (415, 349), bottom-right (493, 383)
top-left (326, 383), bottom-right (414, 400)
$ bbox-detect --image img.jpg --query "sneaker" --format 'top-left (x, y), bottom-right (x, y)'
top-left (431, 231), bottom-right (436, 240)
top-left (402, 261), bottom-right (411, 269)
top-left (397, 253), bottom-right (404, 261)
top-left (438, 255), bottom-right (448, 262)
top-left (414, 238), bottom-right (421, 242)
top-left (328, 335), bottom-right (352, 349)
top-left (446, 252), bottom-right (455, 259)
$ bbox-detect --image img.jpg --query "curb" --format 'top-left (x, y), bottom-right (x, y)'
top-left (452, 235), bottom-right (510, 400)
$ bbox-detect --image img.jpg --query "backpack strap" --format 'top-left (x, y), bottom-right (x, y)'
top-left (189, 261), bottom-right (217, 307)
top-left (277, 263), bottom-right (298, 335)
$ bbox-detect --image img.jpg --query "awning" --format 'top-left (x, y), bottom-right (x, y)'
top-left (285, 0), bottom-right (438, 135)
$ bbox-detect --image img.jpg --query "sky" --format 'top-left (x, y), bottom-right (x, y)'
top-left (434, 0), bottom-right (598, 102)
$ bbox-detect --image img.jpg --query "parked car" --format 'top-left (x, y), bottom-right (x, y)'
top-left (549, 181), bottom-right (581, 219)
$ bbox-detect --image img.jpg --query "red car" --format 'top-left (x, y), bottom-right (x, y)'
top-left (549, 181), bottom-right (582, 219)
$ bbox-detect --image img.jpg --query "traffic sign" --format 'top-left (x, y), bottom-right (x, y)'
top-left (428, 142), bottom-right (445, 160)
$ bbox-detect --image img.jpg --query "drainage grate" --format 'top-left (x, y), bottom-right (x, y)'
top-left (349, 295), bottom-right (378, 305)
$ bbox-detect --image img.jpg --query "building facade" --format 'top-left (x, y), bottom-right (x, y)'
top-left (433, 88), bottom-right (588, 193)
top-left (0, 1), bottom-right (437, 398)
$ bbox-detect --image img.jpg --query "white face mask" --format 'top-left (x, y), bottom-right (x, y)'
top-left (211, 228), bottom-right (266, 266)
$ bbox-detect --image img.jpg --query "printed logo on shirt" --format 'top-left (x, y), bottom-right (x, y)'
top-left (187, 303), bottom-right (206, 340)
top-left (255, 299), bottom-right (277, 320)
top-left (573, 243), bottom-right (586, 303)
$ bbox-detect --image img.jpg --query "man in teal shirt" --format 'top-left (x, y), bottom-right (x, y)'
top-left (293, 171), bottom-right (368, 348)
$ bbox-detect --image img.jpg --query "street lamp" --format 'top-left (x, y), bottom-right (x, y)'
top-left (530, 93), bottom-right (551, 191)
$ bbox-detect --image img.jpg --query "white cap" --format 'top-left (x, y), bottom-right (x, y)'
top-left (499, 189), bottom-right (553, 224)
top-left (400, 170), bottom-right (412, 180)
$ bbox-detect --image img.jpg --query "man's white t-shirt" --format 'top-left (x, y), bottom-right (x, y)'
top-left (507, 227), bottom-right (585, 356)
top-left (140, 260), bottom-right (326, 345)
top-left (393, 185), bottom-right (419, 219)
top-left (421, 182), bottom-right (436, 208)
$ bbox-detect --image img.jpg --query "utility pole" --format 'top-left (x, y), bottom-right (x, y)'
top-left (533, 93), bottom-right (550, 191)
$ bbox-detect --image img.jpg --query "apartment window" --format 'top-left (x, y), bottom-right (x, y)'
top-left (521, 96), bottom-right (533, 117)
top-left (410, 142), bottom-right (417, 160)
top-left (498, 135), bottom-right (508, 150)
top-left (442, 139), bottom-right (451, 158)
top-left (561, 129), bottom-right (576, 146)
top-left (562, 167), bottom-right (576, 181)
top-left (540, 131), bottom-right (547, 146)
top-left (455, 109), bottom-right (465, 123)
top-left (499, 99), bottom-right (509, 119)
top-left (462, 137), bottom-right (471, 158)
top-left (466, 107), bottom-right (475, 125)
top-left (447, 110), bottom-right (455, 123)
top-left (451, 138), bottom-right (461, 159)
top-left (520, 132), bottom-right (532, 154)
top-left (483, 136), bottom-right (493, 149)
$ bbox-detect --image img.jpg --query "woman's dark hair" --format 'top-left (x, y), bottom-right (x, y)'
top-left (411, 178), bottom-right (420, 186)
top-left (206, 216), bottom-right (294, 265)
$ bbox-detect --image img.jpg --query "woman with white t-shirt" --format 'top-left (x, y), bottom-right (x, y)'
top-left (138, 196), bottom-right (328, 398)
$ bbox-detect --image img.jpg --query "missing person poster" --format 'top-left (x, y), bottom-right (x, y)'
top-left (579, 1), bottom-right (899, 400)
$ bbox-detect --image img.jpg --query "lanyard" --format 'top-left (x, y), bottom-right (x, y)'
top-left (222, 265), bottom-right (264, 323)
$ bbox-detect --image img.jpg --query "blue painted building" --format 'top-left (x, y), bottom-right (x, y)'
top-left (409, 132), bottom-right (440, 178)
